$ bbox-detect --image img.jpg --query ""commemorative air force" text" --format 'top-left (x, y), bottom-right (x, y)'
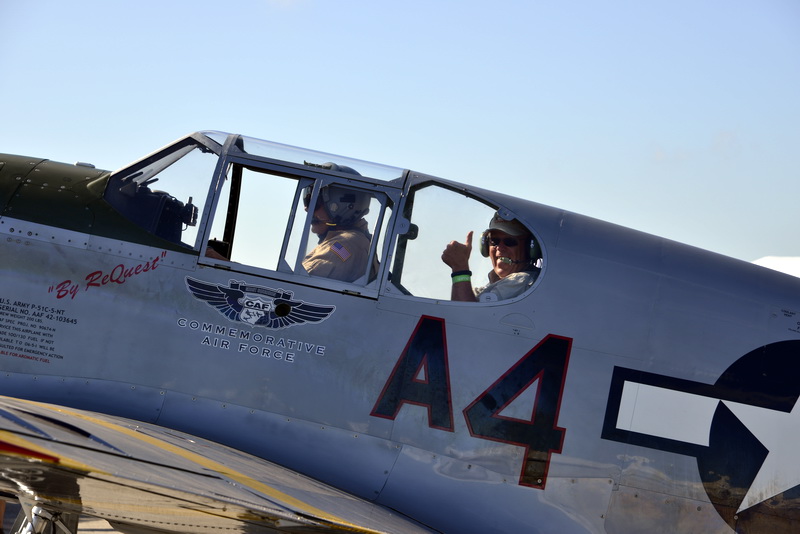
top-left (176, 318), bottom-right (326, 363)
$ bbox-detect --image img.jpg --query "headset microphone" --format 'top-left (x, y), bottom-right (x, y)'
top-left (498, 256), bottom-right (527, 265)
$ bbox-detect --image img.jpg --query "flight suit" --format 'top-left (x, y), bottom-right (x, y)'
top-left (302, 219), bottom-right (373, 283)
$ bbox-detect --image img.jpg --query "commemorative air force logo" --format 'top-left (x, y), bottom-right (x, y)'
top-left (185, 277), bottom-right (335, 329)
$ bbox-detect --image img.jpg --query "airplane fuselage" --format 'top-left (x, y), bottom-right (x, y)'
top-left (2, 133), bottom-right (800, 533)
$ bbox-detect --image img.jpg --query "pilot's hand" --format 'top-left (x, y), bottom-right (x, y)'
top-left (441, 231), bottom-right (473, 272)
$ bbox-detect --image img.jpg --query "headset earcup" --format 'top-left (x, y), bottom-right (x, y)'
top-left (529, 238), bottom-right (538, 261)
top-left (480, 231), bottom-right (490, 257)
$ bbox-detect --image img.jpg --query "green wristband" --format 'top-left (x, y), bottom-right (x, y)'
top-left (451, 274), bottom-right (471, 284)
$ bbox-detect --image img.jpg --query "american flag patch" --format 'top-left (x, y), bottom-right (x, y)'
top-left (331, 241), bottom-right (351, 262)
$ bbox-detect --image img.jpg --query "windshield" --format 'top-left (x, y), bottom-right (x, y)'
top-left (104, 134), bottom-right (223, 250)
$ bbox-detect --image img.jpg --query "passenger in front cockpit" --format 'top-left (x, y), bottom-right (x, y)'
top-left (441, 213), bottom-right (540, 302)
top-left (302, 167), bottom-right (376, 283)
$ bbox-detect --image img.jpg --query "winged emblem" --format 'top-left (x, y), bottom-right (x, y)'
top-left (185, 277), bottom-right (335, 329)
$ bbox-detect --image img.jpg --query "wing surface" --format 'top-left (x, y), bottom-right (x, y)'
top-left (0, 396), bottom-right (435, 534)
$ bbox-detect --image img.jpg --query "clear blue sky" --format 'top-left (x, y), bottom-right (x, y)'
top-left (1, 0), bottom-right (798, 263)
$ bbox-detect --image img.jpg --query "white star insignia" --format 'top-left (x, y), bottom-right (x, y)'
top-left (724, 399), bottom-right (800, 512)
top-left (615, 381), bottom-right (800, 513)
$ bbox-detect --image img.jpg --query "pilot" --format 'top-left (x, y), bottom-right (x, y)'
top-left (302, 165), bottom-right (375, 283)
top-left (441, 213), bottom-right (540, 302)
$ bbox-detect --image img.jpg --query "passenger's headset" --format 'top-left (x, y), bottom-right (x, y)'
top-left (479, 231), bottom-right (539, 264)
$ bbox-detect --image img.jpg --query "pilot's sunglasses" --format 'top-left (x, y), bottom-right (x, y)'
top-left (489, 237), bottom-right (519, 247)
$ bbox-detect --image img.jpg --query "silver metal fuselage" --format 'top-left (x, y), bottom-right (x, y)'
top-left (1, 132), bottom-right (799, 533)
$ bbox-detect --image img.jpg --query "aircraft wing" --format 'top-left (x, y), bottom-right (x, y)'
top-left (0, 396), bottom-right (435, 534)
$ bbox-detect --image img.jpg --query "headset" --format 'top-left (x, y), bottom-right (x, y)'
top-left (479, 230), bottom-right (539, 265)
top-left (301, 162), bottom-right (370, 226)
